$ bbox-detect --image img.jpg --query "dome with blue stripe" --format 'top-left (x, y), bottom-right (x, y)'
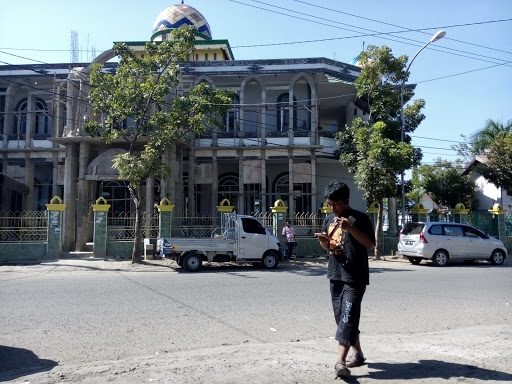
top-left (152, 4), bottom-right (212, 40)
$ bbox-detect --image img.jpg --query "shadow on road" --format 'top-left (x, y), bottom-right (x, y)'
top-left (342, 360), bottom-right (512, 383)
top-left (0, 345), bottom-right (57, 382)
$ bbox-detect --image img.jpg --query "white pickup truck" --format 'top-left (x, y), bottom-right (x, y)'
top-left (154, 213), bottom-right (282, 272)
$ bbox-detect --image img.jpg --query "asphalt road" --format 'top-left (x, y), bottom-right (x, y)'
top-left (1, 257), bottom-right (511, 383)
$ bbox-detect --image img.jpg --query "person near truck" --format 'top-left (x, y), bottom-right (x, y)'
top-left (281, 220), bottom-right (296, 260)
top-left (314, 181), bottom-right (375, 378)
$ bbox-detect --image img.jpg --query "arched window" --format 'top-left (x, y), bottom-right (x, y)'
top-left (98, 181), bottom-right (131, 217)
top-left (218, 174), bottom-right (239, 208)
top-left (226, 95), bottom-right (240, 133)
top-left (273, 173), bottom-right (311, 213)
top-left (13, 97), bottom-right (49, 136)
top-left (277, 93), bottom-right (297, 131)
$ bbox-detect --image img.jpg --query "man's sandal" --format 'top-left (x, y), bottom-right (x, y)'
top-left (334, 362), bottom-right (350, 378)
top-left (346, 353), bottom-right (366, 368)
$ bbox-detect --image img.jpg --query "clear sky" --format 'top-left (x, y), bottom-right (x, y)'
top-left (1, 0), bottom-right (511, 167)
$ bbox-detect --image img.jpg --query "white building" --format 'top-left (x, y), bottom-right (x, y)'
top-left (0, 3), bottom-right (369, 252)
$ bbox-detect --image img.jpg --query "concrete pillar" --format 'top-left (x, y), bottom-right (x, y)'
top-left (91, 196), bottom-right (111, 259)
top-left (24, 153), bottom-right (34, 210)
top-left (157, 198), bottom-right (174, 238)
top-left (212, 151), bottom-right (218, 216)
top-left (271, 199), bottom-right (288, 261)
top-left (452, 203), bottom-right (469, 224)
top-left (488, 203), bottom-right (507, 240)
top-left (411, 203), bottom-right (429, 223)
top-left (76, 142), bottom-right (90, 251)
top-left (238, 149), bottom-right (244, 213)
top-left (25, 94), bottom-right (34, 144)
top-left (45, 196), bottom-right (66, 259)
top-left (63, 143), bottom-right (78, 252)
top-left (288, 149), bottom-right (294, 217)
top-left (188, 145), bottom-right (196, 217)
top-left (1, 153), bottom-right (8, 211)
top-left (216, 198), bottom-right (235, 238)
top-left (311, 152), bottom-right (317, 213)
top-left (260, 155), bottom-right (267, 214)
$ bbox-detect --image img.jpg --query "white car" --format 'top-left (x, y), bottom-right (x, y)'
top-left (397, 221), bottom-right (508, 266)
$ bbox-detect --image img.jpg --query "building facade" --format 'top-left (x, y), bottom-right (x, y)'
top-left (0, 3), bottom-right (368, 252)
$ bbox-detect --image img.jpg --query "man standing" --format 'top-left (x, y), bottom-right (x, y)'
top-left (314, 181), bottom-right (375, 378)
top-left (281, 220), bottom-right (296, 260)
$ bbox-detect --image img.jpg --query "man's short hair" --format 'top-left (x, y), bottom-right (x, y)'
top-left (324, 181), bottom-right (350, 202)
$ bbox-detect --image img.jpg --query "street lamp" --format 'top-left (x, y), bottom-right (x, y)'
top-left (400, 30), bottom-right (446, 228)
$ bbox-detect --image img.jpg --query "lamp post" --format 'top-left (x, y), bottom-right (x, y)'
top-left (400, 30), bottom-right (446, 229)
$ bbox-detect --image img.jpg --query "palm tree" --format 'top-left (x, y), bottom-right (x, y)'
top-left (470, 119), bottom-right (512, 155)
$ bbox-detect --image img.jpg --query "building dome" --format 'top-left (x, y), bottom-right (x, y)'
top-left (152, 3), bottom-right (212, 40)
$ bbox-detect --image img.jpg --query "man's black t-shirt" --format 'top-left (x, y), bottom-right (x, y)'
top-left (321, 208), bottom-right (375, 285)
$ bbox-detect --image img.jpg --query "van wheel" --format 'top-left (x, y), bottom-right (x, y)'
top-left (490, 250), bottom-right (505, 265)
top-left (184, 253), bottom-right (202, 272)
top-left (408, 257), bottom-right (422, 265)
top-left (432, 250), bottom-right (449, 267)
top-left (262, 251), bottom-right (279, 269)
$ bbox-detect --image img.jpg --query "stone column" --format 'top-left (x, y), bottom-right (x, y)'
top-left (91, 196), bottom-right (111, 259)
top-left (45, 196), bottom-right (66, 259)
top-left (271, 199), bottom-right (288, 261)
top-left (157, 198), bottom-right (174, 238)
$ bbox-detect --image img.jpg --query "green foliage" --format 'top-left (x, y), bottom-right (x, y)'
top-left (84, 26), bottom-right (234, 189)
top-left (408, 159), bottom-right (475, 209)
top-left (338, 45), bottom-right (426, 202)
top-left (478, 132), bottom-right (512, 194)
top-left (339, 119), bottom-right (414, 202)
top-left (453, 119), bottom-right (512, 161)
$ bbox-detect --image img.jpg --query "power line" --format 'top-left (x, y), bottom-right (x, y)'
top-left (228, 0), bottom-right (512, 67)
top-left (289, 0), bottom-right (512, 56)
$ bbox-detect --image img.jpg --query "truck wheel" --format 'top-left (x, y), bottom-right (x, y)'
top-left (184, 253), bottom-right (202, 272)
top-left (262, 251), bottom-right (279, 269)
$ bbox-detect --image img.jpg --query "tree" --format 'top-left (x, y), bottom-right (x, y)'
top-left (408, 159), bottom-right (475, 210)
top-left (453, 119), bottom-right (512, 161)
top-left (337, 45), bottom-right (425, 258)
top-left (478, 132), bottom-right (512, 194)
top-left (84, 26), bottom-right (234, 263)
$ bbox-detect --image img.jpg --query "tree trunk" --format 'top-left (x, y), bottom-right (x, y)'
top-left (130, 185), bottom-right (144, 264)
top-left (373, 197), bottom-right (384, 260)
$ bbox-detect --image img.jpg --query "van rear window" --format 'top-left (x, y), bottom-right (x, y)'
top-left (402, 223), bottom-right (424, 235)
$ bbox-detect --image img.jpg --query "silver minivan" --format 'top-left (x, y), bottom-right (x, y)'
top-left (397, 222), bottom-right (508, 266)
